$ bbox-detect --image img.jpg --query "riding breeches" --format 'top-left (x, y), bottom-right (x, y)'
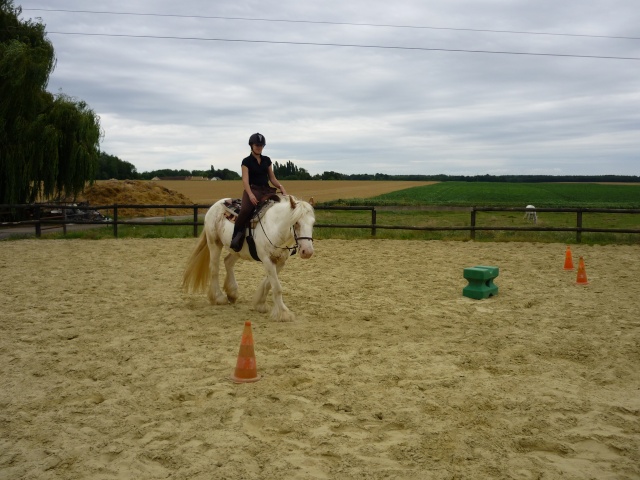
top-left (235, 185), bottom-right (277, 231)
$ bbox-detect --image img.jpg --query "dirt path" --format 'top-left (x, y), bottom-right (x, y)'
top-left (1, 239), bottom-right (638, 479)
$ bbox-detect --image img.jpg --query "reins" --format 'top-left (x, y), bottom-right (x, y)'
top-left (256, 209), bottom-right (313, 257)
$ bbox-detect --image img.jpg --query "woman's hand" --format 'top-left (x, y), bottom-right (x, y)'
top-left (249, 193), bottom-right (258, 205)
top-left (279, 186), bottom-right (288, 195)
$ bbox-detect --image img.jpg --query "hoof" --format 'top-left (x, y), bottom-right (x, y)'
top-left (272, 309), bottom-right (295, 322)
top-left (224, 288), bottom-right (239, 304)
top-left (207, 292), bottom-right (229, 305)
top-left (208, 293), bottom-right (229, 305)
top-left (254, 303), bottom-right (268, 314)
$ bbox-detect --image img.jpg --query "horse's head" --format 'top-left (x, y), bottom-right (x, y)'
top-left (289, 195), bottom-right (315, 259)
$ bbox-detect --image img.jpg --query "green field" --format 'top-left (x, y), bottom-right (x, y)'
top-left (325, 182), bottom-right (640, 208)
top-left (315, 182), bottom-right (640, 244)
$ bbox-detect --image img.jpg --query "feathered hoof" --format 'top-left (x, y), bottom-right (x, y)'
top-left (271, 309), bottom-right (295, 322)
top-left (224, 288), bottom-right (238, 304)
top-left (208, 291), bottom-right (229, 305)
top-left (254, 303), bottom-right (269, 314)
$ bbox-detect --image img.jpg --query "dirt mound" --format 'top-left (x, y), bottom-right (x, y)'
top-left (79, 180), bottom-right (195, 217)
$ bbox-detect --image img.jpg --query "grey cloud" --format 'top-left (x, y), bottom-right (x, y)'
top-left (20, 0), bottom-right (640, 175)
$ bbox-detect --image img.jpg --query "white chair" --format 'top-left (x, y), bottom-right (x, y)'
top-left (524, 205), bottom-right (537, 224)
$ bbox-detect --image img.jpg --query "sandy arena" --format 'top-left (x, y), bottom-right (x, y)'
top-left (1, 239), bottom-right (639, 479)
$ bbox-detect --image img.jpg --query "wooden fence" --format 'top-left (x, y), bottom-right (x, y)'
top-left (2, 204), bottom-right (639, 242)
top-left (313, 205), bottom-right (640, 242)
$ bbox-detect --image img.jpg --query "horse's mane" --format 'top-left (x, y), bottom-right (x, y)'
top-left (284, 195), bottom-right (315, 225)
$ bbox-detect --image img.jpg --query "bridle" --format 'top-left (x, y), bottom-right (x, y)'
top-left (257, 215), bottom-right (313, 256)
top-left (292, 228), bottom-right (314, 256)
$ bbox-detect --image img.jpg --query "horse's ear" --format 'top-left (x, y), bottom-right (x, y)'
top-left (289, 195), bottom-right (297, 209)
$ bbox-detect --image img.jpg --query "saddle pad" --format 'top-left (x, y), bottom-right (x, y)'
top-left (222, 199), bottom-right (241, 224)
top-left (222, 196), bottom-right (280, 226)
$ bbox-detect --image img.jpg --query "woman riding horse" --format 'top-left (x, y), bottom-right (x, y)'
top-left (230, 133), bottom-right (288, 251)
top-left (182, 193), bottom-right (315, 321)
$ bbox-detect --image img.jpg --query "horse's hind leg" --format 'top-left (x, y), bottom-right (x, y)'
top-left (223, 253), bottom-right (240, 304)
top-left (207, 239), bottom-right (229, 305)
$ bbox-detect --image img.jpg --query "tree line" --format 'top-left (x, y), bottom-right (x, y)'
top-left (322, 173), bottom-right (640, 183)
top-left (97, 156), bottom-right (640, 183)
top-left (97, 153), bottom-right (241, 181)
top-left (97, 157), bottom-right (312, 181)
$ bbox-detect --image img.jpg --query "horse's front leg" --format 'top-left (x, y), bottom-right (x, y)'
top-left (207, 240), bottom-right (229, 305)
top-left (253, 276), bottom-right (271, 314)
top-left (255, 259), bottom-right (293, 321)
top-left (223, 253), bottom-right (240, 304)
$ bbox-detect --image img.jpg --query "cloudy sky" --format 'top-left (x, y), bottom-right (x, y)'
top-left (19, 0), bottom-right (640, 176)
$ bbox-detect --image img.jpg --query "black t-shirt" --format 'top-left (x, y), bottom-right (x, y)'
top-left (241, 154), bottom-right (272, 187)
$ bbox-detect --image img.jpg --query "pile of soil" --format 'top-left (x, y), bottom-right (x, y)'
top-left (78, 180), bottom-right (195, 218)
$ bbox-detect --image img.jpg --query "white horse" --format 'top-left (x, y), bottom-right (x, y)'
top-left (182, 195), bottom-right (315, 321)
top-left (524, 205), bottom-right (537, 224)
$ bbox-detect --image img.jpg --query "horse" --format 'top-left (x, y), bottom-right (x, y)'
top-left (182, 195), bottom-right (315, 321)
top-left (524, 205), bottom-right (537, 224)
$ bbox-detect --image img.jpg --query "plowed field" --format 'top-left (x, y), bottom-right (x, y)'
top-left (153, 180), bottom-right (436, 204)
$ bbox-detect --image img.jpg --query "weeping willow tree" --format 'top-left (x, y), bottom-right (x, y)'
top-left (0, 0), bottom-right (101, 207)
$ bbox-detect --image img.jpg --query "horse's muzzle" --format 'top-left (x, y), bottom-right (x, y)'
top-left (298, 238), bottom-right (314, 259)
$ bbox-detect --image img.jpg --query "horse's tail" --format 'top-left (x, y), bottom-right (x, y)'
top-left (182, 231), bottom-right (210, 293)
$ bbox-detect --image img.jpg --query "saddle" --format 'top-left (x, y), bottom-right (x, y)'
top-left (222, 193), bottom-right (281, 227)
top-left (223, 194), bottom-right (281, 261)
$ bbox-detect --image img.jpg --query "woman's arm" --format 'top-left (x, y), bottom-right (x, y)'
top-left (268, 165), bottom-right (287, 195)
top-left (242, 165), bottom-right (258, 205)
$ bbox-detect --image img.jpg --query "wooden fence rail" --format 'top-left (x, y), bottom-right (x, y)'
top-left (2, 204), bottom-right (639, 242)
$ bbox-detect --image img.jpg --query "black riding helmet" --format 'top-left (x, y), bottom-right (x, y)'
top-left (248, 133), bottom-right (266, 146)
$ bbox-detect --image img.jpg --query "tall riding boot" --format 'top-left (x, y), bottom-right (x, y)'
top-left (230, 223), bottom-right (245, 252)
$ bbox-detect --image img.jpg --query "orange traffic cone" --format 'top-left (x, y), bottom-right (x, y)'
top-left (230, 321), bottom-right (261, 383)
top-left (563, 245), bottom-right (574, 270)
top-left (576, 256), bottom-right (589, 285)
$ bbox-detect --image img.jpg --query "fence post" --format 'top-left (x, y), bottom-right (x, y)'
top-left (576, 210), bottom-right (582, 243)
top-left (34, 205), bottom-right (41, 238)
top-left (371, 208), bottom-right (377, 236)
top-left (470, 208), bottom-right (476, 240)
top-left (63, 207), bottom-right (67, 235)
top-left (193, 206), bottom-right (198, 237)
top-left (113, 204), bottom-right (118, 238)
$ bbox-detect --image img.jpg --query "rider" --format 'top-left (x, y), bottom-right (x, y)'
top-left (230, 133), bottom-right (288, 252)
